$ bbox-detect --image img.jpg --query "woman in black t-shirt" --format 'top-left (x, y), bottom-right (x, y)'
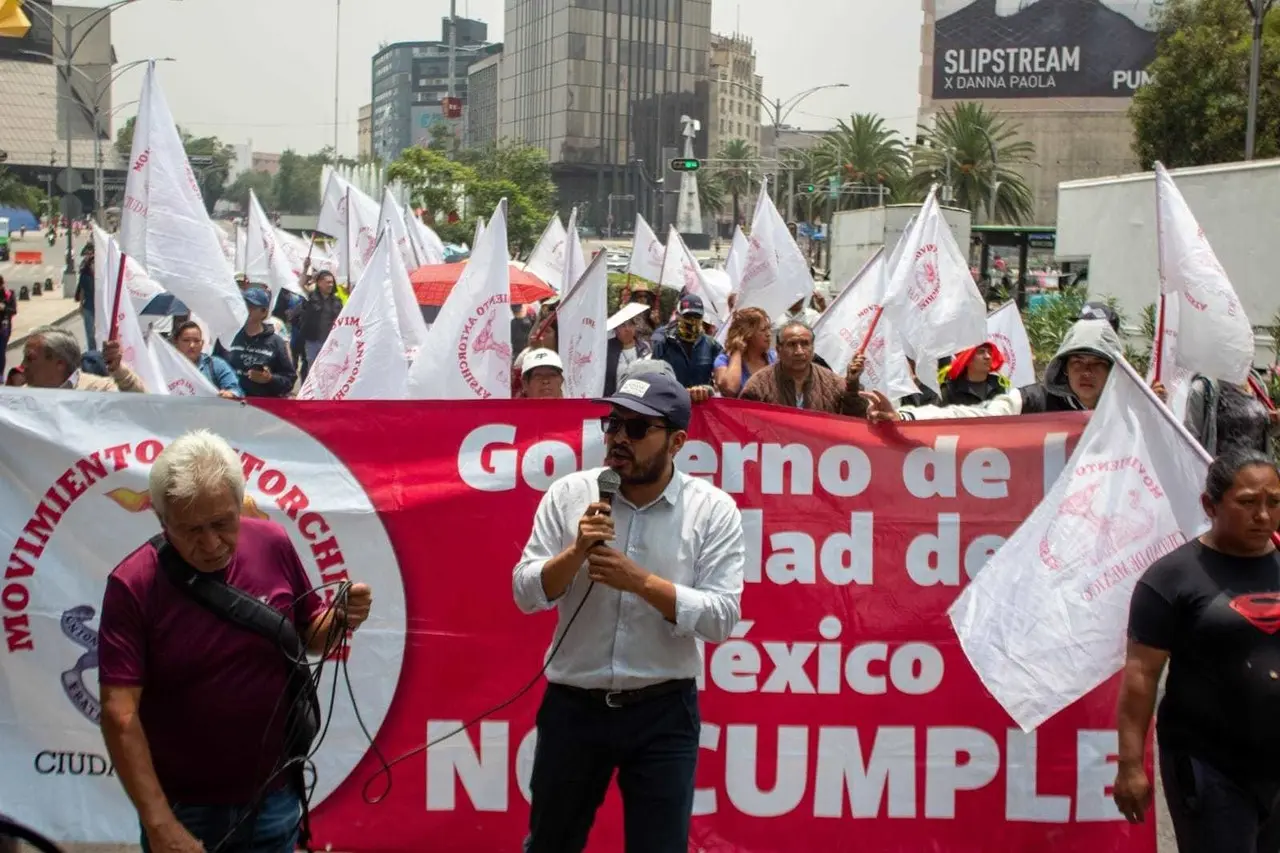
top-left (1115, 450), bottom-right (1280, 852)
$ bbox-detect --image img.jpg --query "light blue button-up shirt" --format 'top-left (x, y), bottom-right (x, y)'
top-left (512, 466), bottom-right (746, 691)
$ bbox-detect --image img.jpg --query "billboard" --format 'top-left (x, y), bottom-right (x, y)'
top-left (410, 105), bottom-right (462, 147)
top-left (932, 0), bottom-right (1162, 100)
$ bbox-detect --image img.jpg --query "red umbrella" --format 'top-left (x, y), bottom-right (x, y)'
top-left (409, 261), bottom-right (557, 306)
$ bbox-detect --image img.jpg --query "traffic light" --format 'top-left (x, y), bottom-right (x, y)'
top-left (804, 183), bottom-right (816, 193)
top-left (669, 158), bottom-right (701, 172)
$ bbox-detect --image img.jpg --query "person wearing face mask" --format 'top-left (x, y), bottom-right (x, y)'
top-left (649, 294), bottom-right (722, 403)
top-left (862, 319), bottom-right (1120, 422)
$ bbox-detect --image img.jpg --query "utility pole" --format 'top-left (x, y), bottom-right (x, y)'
top-left (1245, 0), bottom-right (1272, 160)
top-left (334, 0), bottom-right (342, 160)
top-left (447, 0), bottom-right (457, 99)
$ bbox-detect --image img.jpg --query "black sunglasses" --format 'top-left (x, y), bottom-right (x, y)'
top-left (600, 415), bottom-right (665, 440)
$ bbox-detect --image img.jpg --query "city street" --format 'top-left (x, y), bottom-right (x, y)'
top-left (2, 232), bottom-right (85, 371)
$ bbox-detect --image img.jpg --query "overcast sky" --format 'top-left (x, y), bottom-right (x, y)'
top-left (107, 0), bottom-right (923, 156)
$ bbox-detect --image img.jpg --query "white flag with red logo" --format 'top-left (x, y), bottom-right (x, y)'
top-left (734, 186), bottom-right (812, 322)
top-left (724, 225), bottom-right (749, 294)
top-left (986, 301), bottom-right (1036, 389)
top-left (118, 61), bottom-right (246, 345)
top-left (146, 334), bottom-right (219, 397)
top-left (299, 234), bottom-right (409, 401)
top-left (1156, 162), bottom-right (1255, 385)
top-left (90, 224), bottom-right (163, 319)
top-left (93, 233), bottom-right (167, 395)
top-left (246, 189), bottom-right (303, 306)
top-left (407, 201), bottom-right (512, 400)
top-left (882, 187), bottom-right (986, 393)
top-left (557, 250), bottom-right (609, 398)
top-left (951, 358), bottom-right (1210, 731)
top-left (317, 171), bottom-right (381, 286)
top-left (404, 205), bottom-right (446, 267)
top-left (659, 226), bottom-right (726, 327)
top-left (525, 214), bottom-right (568, 290)
top-left (627, 213), bottom-right (665, 284)
top-left (378, 188), bottom-right (418, 271)
top-left (812, 249), bottom-right (916, 400)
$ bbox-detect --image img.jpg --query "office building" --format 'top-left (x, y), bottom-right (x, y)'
top-left (370, 17), bottom-right (501, 161)
top-left (0, 1), bottom-right (123, 213)
top-left (706, 32), bottom-right (762, 158)
top-left (919, 0), bottom-right (1157, 223)
top-left (358, 103), bottom-right (373, 160)
top-left (465, 51), bottom-right (503, 149)
top-left (500, 0), bottom-right (713, 233)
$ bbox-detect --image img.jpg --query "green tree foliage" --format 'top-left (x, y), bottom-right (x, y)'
top-left (714, 138), bottom-right (758, 228)
top-left (912, 102), bottom-right (1037, 225)
top-left (0, 168), bottom-right (47, 214)
top-left (1130, 0), bottom-right (1280, 167)
top-left (390, 141), bottom-right (557, 252)
top-left (812, 114), bottom-right (912, 212)
top-left (222, 165), bottom-right (275, 212)
top-left (697, 170), bottom-right (726, 221)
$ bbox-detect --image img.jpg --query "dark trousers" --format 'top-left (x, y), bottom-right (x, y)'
top-left (1161, 747), bottom-right (1280, 853)
top-left (139, 788), bottom-right (300, 853)
top-left (525, 680), bottom-right (700, 853)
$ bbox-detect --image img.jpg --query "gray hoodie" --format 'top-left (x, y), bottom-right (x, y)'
top-left (900, 319), bottom-right (1123, 420)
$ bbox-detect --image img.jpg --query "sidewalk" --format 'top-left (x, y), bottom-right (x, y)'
top-left (3, 286), bottom-right (80, 356)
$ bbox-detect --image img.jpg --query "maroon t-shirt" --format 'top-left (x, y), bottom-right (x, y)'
top-left (98, 518), bottom-right (325, 805)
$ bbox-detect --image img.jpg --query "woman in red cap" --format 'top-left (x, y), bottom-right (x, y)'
top-left (939, 342), bottom-right (1010, 407)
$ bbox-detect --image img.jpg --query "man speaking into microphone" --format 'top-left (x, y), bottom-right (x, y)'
top-left (512, 371), bottom-right (746, 853)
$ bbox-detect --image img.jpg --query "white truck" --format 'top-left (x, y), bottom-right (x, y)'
top-left (1055, 158), bottom-right (1280, 360)
top-left (827, 203), bottom-right (973, 287)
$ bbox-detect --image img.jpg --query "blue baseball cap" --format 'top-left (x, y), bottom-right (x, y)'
top-left (594, 370), bottom-right (692, 430)
top-left (243, 287), bottom-right (271, 309)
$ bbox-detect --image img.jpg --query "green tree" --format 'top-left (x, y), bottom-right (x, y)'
top-left (697, 170), bottom-right (726, 222)
top-left (0, 168), bottom-right (46, 214)
top-left (811, 114), bottom-right (911, 211)
top-left (1130, 0), bottom-right (1280, 167)
top-left (912, 102), bottom-right (1037, 225)
top-left (715, 138), bottom-right (759, 229)
top-left (223, 169), bottom-right (276, 213)
top-left (272, 150), bottom-right (330, 216)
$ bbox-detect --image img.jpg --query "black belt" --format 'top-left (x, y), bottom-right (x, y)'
top-left (557, 678), bottom-right (694, 709)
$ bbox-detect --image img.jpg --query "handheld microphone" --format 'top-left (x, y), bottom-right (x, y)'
top-left (597, 469), bottom-right (622, 510)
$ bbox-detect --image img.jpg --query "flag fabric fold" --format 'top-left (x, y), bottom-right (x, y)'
top-left (986, 301), bottom-right (1036, 389)
top-left (93, 233), bottom-right (167, 395)
top-left (627, 213), bottom-right (665, 284)
top-left (881, 188), bottom-right (986, 393)
top-left (245, 189), bottom-right (303, 306)
top-left (524, 215), bottom-right (568, 289)
top-left (118, 61), bottom-right (246, 345)
top-left (298, 234), bottom-right (409, 401)
top-left (557, 250), bottom-right (609, 398)
top-left (147, 335), bottom-right (219, 397)
top-left (1155, 162), bottom-right (1255, 385)
top-left (407, 201), bottom-right (512, 400)
top-left (949, 358), bottom-right (1211, 731)
top-left (660, 225), bottom-right (727, 327)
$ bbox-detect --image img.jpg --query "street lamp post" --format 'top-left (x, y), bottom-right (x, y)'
top-left (737, 82), bottom-right (849, 221)
top-left (977, 127), bottom-right (1000, 224)
top-left (19, 0), bottom-right (157, 278)
top-left (1245, 0), bottom-right (1274, 161)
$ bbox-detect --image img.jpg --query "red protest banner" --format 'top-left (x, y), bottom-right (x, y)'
top-left (0, 395), bottom-right (1148, 852)
top-left (279, 399), bottom-right (1147, 853)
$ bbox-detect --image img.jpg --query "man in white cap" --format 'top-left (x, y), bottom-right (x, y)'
top-left (522, 348), bottom-right (565, 399)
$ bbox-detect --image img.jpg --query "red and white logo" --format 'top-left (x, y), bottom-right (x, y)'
top-left (356, 227), bottom-right (378, 266)
top-left (167, 378), bottom-right (198, 396)
top-left (1038, 456), bottom-right (1167, 577)
top-left (457, 296), bottom-right (512, 398)
top-left (990, 331), bottom-right (1015, 377)
top-left (304, 316), bottom-right (366, 401)
top-left (908, 244), bottom-right (942, 310)
top-left (0, 402), bottom-right (406, 835)
top-left (567, 332), bottom-right (594, 391)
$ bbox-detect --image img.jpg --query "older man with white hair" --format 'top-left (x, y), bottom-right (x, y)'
top-left (98, 430), bottom-right (373, 853)
top-left (21, 324), bottom-right (145, 392)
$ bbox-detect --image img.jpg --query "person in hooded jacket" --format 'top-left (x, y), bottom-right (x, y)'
top-left (863, 319), bottom-right (1121, 422)
top-left (939, 342), bottom-right (1010, 406)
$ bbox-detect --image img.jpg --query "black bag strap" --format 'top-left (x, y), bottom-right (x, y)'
top-left (148, 534), bottom-right (307, 661)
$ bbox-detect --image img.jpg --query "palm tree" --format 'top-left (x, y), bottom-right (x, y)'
top-left (697, 171), bottom-right (726, 224)
top-left (811, 114), bottom-right (911, 211)
top-left (0, 168), bottom-right (43, 214)
top-left (716, 138), bottom-right (758, 228)
top-left (912, 102), bottom-right (1037, 225)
